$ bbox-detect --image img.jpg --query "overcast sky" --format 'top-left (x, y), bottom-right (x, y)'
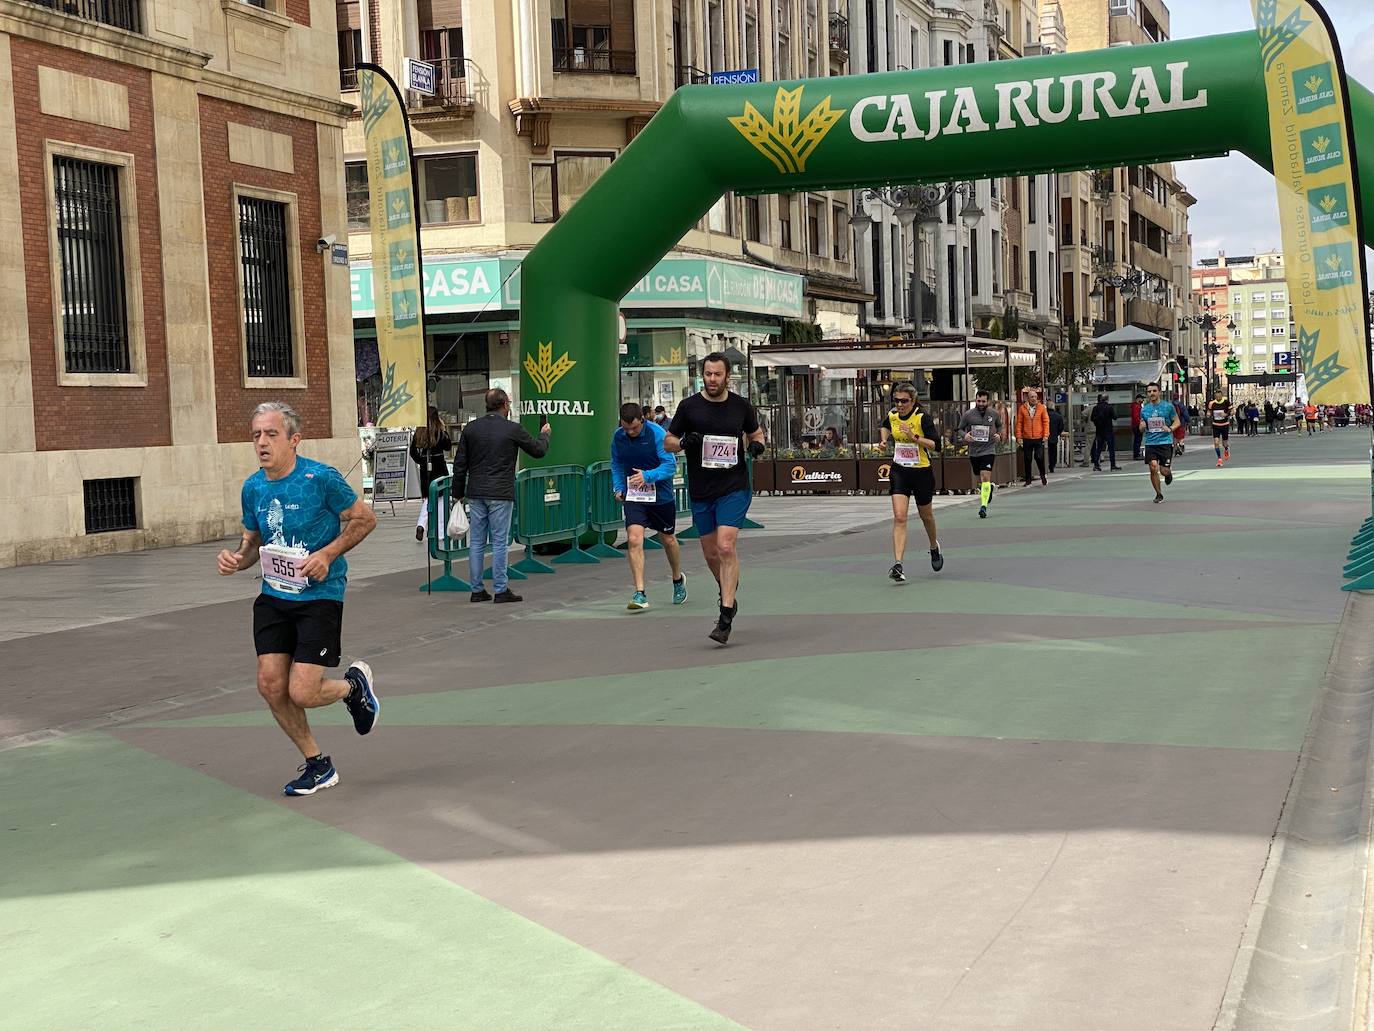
top-left (1169, 0), bottom-right (1374, 259)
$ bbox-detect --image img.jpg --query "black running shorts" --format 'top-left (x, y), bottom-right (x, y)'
top-left (1211, 425), bottom-right (1229, 441)
top-left (890, 464), bottom-right (935, 506)
top-left (968, 454), bottom-right (996, 474)
top-left (253, 594), bottom-right (344, 667)
top-left (1144, 444), bottom-right (1173, 468)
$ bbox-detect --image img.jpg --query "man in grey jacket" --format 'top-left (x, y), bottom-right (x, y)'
top-left (451, 388), bottom-right (550, 603)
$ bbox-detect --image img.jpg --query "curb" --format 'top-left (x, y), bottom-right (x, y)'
top-left (1216, 591), bottom-right (1374, 1030)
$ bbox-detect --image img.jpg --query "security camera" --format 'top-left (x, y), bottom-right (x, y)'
top-left (316, 233), bottom-right (337, 253)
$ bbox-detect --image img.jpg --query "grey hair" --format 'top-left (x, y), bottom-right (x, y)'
top-left (251, 401), bottom-right (302, 436)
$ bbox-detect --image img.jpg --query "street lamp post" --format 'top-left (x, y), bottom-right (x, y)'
top-left (1178, 312), bottom-right (1236, 401)
top-left (850, 182), bottom-right (983, 341)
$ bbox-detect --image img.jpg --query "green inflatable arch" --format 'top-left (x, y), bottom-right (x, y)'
top-left (517, 30), bottom-right (1374, 467)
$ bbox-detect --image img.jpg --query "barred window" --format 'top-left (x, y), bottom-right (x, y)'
top-left (238, 196), bottom-right (294, 378)
top-left (54, 157), bottom-right (130, 375)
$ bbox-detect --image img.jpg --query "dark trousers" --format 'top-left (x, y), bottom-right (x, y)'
top-left (1131, 429), bottom-right (1142, 460)
top-left (1047, 434), bottom-right (1061, 472)
top-left (1091, 430), bottom-right (1117, 468)
top-left (1022, 441), bottom-right (1046, 483)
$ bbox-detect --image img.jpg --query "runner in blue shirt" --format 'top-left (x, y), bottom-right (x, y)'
top-left (216, 401), bottom-right (381, 796)
top-left (1138, 382), bottom-right (1181, 504)
top-left (611, 401), bottom-right (687, 610)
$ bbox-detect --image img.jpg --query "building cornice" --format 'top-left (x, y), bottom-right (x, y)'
top-left (0, 1), bottom-right (352, 125)
top-left (508, 96), bottom-right (664, 118)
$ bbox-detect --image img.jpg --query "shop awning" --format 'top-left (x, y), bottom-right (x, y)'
top-left (749, 345), bottom-right (1039, 370)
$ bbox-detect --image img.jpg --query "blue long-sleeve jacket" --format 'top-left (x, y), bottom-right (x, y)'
top-left (610, 421), bottom-right (677, 504)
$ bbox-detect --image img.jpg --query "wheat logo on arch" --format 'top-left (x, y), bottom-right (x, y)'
top-left (729, 86), bottom-right (846, 175)
top-left (524, 341), bottom-right (576, 394)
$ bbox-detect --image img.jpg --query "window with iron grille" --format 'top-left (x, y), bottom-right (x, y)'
top-left (54, 156), bottom-right (131, 375)
top-left (238, 196), bottom-right (294, 378)
top-left (83, 477), bottom-right (138, 534)
top-left (26, 0), bottom-right (141, 32)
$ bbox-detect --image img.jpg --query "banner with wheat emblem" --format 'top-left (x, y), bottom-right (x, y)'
top-left (358, 64), bottom-right (428, 428)
top-left (1251, 0), bottom-right (1371, 404)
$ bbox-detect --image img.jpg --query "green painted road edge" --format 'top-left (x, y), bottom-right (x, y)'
top-left (0, 734), bottom-right (744, 1031)
top-left (1215, 591), bottom-right (1374, 1030)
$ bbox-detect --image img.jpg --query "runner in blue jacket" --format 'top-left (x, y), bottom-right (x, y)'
top-left (611, 402), bottom-right (687, 610)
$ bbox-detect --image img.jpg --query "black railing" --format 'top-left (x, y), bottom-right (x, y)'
top-left (432, 57), bottom-right (471, 105)
top-left (553, 47), bottom-right (635, 74)
top-left (84, 477), bottom-right (138, 534)
top-left (676, 64), bottom-right (709, 87)
top-left (24, 0), bottom-right (141, 32)
top-left (238, 197), bottom-right (294, 379)
top-left (54, 156), bottom-right (131, 375)
top-left (828, 13), bottom-right (849, 53)
top-left (340, 66), bottom-right (359, 91)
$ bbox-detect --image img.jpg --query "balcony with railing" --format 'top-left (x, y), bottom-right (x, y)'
top-left (676, 64), bottom-right (708, 88)
top-left (21, 0), bottom-right (141, 32)
top-left (407, 58), bottom-right (475, 118)
top-left (828, 13), bottom-right (849, 59)
top-left (553, 46), bottom-right (635, 74)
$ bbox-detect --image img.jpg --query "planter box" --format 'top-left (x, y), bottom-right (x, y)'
top-left (993, 452), bottom-right (1017, 486)
top-left (857, 458), bottom-right (892, 493)
top-left (941, 455), bottom-right (975, 494)
top-left (750, 458), bottom-right (776, 493)
top-left (776, 458), bottom-right (857, 492)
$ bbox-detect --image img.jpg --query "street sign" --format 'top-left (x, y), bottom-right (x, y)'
top-left (709, 68), bottom-right (760, 85)
top-left (330, 242), bottom-right (349, 266)
top-left (403, 58), bottom-right (435, 96)
top-left (1274, 350), bottom-right (1294, 370)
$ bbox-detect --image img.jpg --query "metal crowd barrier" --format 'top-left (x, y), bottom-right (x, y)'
top-left (513, 464), bottom-right (598, 571)
top-left (584, 461), bottom-right (627, 559)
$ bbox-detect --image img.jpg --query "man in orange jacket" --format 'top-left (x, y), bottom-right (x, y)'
top-left (1016, 388), bottom-right (1049, 486)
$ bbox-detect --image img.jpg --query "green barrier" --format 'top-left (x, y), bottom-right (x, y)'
top-left (420, 476), bottom-right (472, 593)
top-left (512, 465), bottom-right (598, 571)
top-left (584, 461), bottom-right (626, 559)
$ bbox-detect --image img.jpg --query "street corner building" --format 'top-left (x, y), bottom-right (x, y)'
top-left (0, 0), bottom-right (357, 568)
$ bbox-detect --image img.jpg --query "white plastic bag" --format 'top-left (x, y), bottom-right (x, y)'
top-left (446, 498), bottom-right (469, 540)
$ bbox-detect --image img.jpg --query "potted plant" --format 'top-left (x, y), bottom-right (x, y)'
top-left (940, 443), bottom-right (975, 494)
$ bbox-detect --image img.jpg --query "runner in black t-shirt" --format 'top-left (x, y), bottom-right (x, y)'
top-left (666, 352), bottom-right (765, 645)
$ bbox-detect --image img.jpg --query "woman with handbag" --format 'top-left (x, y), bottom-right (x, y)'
top-left (409, 406), bottom-right (452, 540)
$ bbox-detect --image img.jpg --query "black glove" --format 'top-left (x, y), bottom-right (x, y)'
top-left (682, 431), bottom-right (703, 449)
top-left (747, 440), bottom-right (766, 459)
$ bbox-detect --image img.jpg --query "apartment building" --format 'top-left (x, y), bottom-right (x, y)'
top-left (1056, 0), bottom-right (1196, 358)
top-left (0, 0), bottom-right (355, 567)
top-left (848, 0), bottom-right (1060, 365)
top-left (339, 0), bottom-right (864, 424)
top-left (1193, 252), bottom-right (1295, 384)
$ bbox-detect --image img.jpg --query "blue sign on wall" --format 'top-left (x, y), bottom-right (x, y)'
top-left (709, 68), bottom-right (760, 85)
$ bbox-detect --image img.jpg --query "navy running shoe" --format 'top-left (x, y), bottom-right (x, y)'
top-left (284, 755), bottom-right (338, 796)
top-left (342, 660), bottom-right (380, 736)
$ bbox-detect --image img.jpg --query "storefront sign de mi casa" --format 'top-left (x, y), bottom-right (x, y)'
top-left (349, 255), bottom-right (804, 320)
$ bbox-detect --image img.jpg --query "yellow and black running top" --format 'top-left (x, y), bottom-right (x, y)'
top-left (884, 409), bottom-right (931, 468)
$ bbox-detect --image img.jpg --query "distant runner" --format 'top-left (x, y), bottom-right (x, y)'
top-left (1139, 382), bottom-right (1180, 504)
top-left (1208, 391), bottom-right (1231, 467)
top-left (958, 390), bottom-right (1004, 519)
top-left (880, 382), bottom-right (943, 581)
top-left (217, 402), bottom-right (380, 797)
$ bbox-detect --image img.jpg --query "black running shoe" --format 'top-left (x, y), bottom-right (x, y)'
top-left (1164, 469), bottom-right (1173, 486)
top-left (284, 755), bottom-right (338, 797)
top-left (708, 619), bottom-right (733, 644)
top-left (1154, 493), bottom-right (1165, 504)
top-left (930, 544), bottom-right (944, 572)
top-left (888, 562), bottom-right (906, 583)
top-left (342, 660), bottom-right (380, 736)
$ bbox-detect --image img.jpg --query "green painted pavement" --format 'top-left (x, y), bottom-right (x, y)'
top-left (142, 629), bottom-right (1328, 752)
top-left (525, 567), bottom-right (1284, 622)
top-left (0, 735), bottom-right (739, 1031)
top-left (789, 526), bottom-right (1354, 563)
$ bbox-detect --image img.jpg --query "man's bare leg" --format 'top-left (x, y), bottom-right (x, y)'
top-left (626, 524), bottom-right (647, 591)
